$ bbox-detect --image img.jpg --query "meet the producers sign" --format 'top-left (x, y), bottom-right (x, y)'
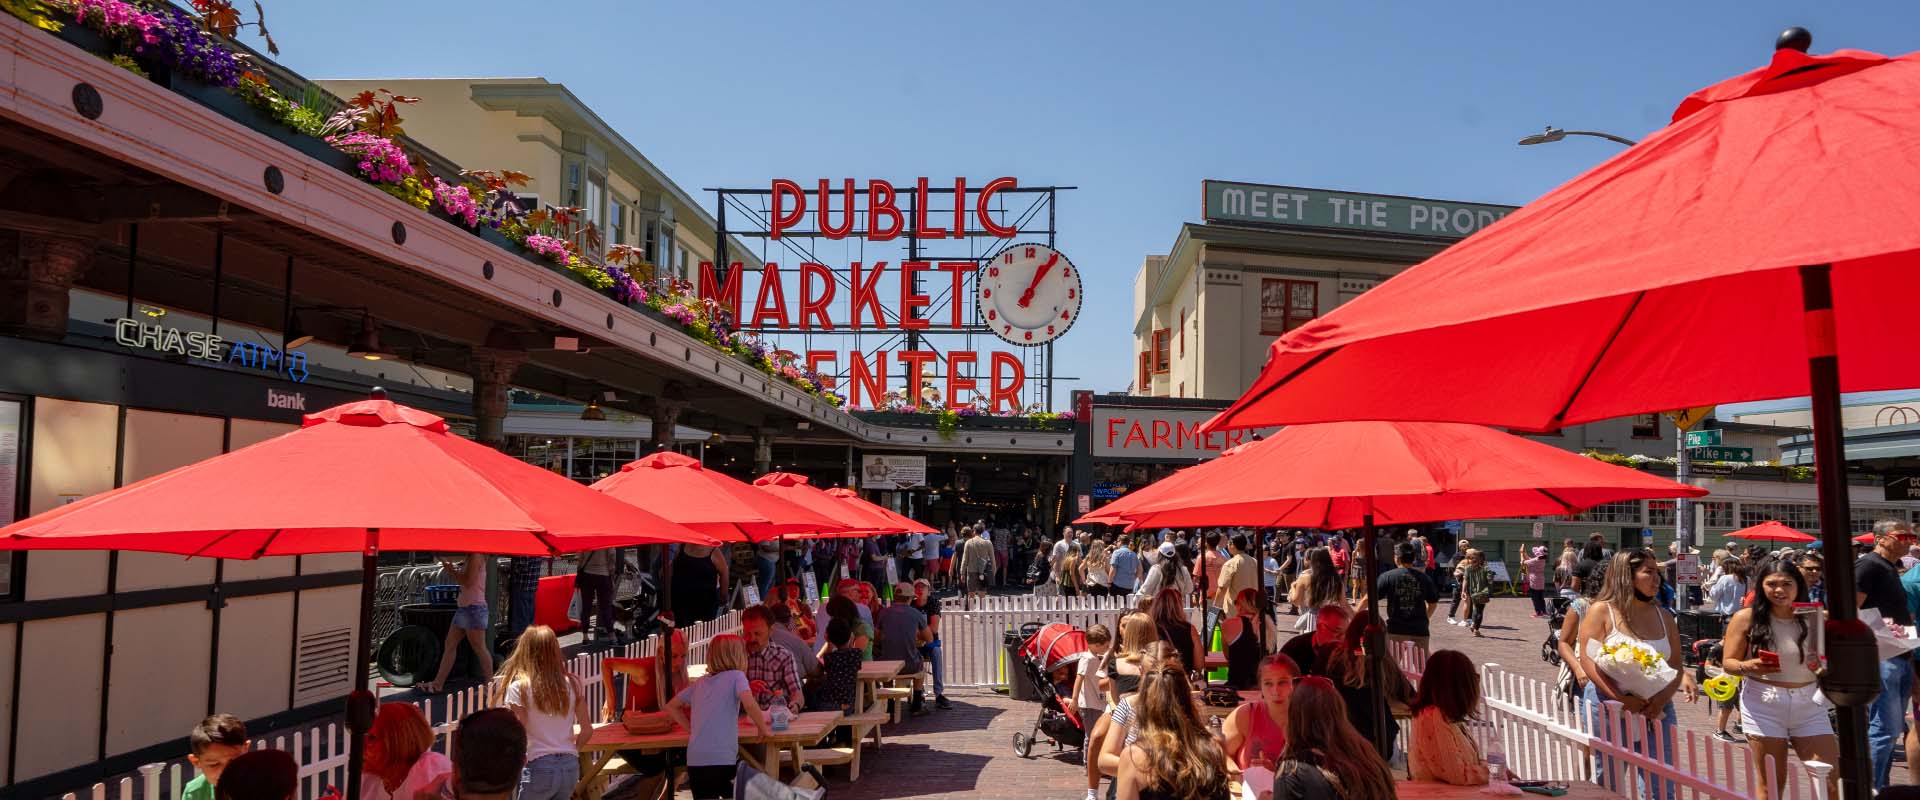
top-left (1204, 180), bottom-right (1517, 240)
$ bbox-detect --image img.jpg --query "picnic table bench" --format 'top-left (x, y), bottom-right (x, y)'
top-left (575, 710), bottom-right (841, 795)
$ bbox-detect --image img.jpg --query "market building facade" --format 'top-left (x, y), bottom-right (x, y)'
top-left (0, 22), bottom-right (1067, 795)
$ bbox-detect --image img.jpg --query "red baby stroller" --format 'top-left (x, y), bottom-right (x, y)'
top-left (1012, 621), bottom-right (1089, 758)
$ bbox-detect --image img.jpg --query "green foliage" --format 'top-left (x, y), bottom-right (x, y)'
top-left (2, 0), bottom-right (61, 32)
top-left (935, 409), bottom-right (961, 439)
top-left (109, 53), bottom-right (147, 78)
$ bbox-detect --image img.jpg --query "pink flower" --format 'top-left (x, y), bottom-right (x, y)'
top-left (325, 133), bottom-right (412, 184)
top-left (431, 179), bottom-right (479, 227)
top-left (524, 234), bottom-right (570, 261)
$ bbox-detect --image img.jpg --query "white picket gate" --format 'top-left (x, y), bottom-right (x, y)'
top-left (939, 594), bottom-right (1141, 688)
top-left (1389, 641), bottom-right (1836, 800)
top-left (59, 611), bottom-right (742, 800)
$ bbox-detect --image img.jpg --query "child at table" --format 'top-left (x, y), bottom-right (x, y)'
top-left (665, 633), bottom-right (770, 800)
top-left (810, 618), bottom-right (863, 713)
top-left (495, 625), bottom-right (591, 800)
top-left (181, 713), bottom-right (249, 800)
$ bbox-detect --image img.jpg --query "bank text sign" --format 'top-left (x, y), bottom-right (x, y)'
top-left (1203, 180), bottom-right (1517, 240)
top-left (1091, 406), bottom-right (1275, 460)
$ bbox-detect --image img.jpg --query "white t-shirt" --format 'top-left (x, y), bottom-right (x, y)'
top-left (905, 533), bottom-right (925, 559)
top-left (1075, 652), bottom-right (1106, 712)
top-left (359, 751), bottom-right (451, 800)
top-left (1050, 539), bottom-right (1070, 570)
top-left (506, 675), bottom-right (579, 760)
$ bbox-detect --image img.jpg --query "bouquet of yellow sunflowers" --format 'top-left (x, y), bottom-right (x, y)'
top-left (1585, 639), bottom-right (1677, 699)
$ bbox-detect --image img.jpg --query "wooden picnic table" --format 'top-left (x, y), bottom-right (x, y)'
top-left (856, 659), bottom-right (905, 716)
top-left (1204, 651), bottom-right (1228, 670)
top-left (574, 710), bottom-right (841, 794)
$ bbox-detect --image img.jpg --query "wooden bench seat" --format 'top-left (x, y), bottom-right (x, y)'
top-left (841, 710), bottom-right (889, 749)
top-left (800, 745), bottom-right (861, 780)
top-left (873, 686), bottom-right (915, 723)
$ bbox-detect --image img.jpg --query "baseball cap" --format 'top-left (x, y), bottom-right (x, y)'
top-left (1158, 542), bottom-right (1177, 558)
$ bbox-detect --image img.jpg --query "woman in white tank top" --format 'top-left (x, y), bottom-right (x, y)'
top-left (1576, 549), bottom-right (1696, 798)
top-left (1719, 557), bottom-right (1837, 800)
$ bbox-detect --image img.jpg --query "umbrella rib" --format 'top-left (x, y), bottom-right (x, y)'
top-left (249, 528), bottom-right (283, 560)
top-left (1535, 488), bottom-right (1578, 515)
top-left (184, 528), bottom-right (249, 560)
top-left (1548, 291), bottom-right (1645, 429)
top-left (1217, 347), bottom-right (1341, 428)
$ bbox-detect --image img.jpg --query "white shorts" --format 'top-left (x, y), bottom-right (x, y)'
top-left (1739, 681), bottom-right (1833, 740)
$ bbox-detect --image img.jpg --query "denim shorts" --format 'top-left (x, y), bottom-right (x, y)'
top-left (517, 753), bottom-right (579, 800)
top-left (450, 603), bottom-right (488, 629)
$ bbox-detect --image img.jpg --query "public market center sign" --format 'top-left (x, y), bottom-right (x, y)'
top-left (1203, 180), bottom-right (1518, 240)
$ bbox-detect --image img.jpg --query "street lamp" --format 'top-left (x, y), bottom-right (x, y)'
top-left (1517, 126), bottom-right (1639, 147)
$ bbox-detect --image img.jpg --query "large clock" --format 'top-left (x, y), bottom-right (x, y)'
top-left (979, 242), bottom-right (1082, 346)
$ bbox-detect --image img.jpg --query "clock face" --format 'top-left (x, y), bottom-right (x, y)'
top-left (979, 242), bottom-right (1083, 346)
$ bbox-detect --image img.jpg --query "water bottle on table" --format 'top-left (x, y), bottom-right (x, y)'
top-left (771, 691), bottom-right (791, 731)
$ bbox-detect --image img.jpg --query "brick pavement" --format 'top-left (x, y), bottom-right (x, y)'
top-left (809, 689), bottom-right (1088, 800)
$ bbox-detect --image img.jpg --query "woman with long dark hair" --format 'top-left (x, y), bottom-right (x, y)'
top-left (1287, 547), bottom-right (1344, 633)
top-left (1318, 610), bottom-right (1415, 745)
top-left (1577, 549), bottom-right (1697, 797)
top-left (1114, 666), bottom-right (1228, 800)
top-left (1409, 649), bottom-right (1489, 785)
top-left (1271, 677), bottom-right (1396, 800)
top-left (1148, 588), bottom-right (1203, 675)
top-left (1720, 557), bottom-right (1836, 800)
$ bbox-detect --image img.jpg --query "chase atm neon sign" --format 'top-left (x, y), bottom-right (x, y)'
top-left (114, 318), bottom-right (309, 383)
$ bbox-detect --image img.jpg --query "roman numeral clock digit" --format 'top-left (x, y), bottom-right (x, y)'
top-left (979, 242), bottom-right (1082, 347)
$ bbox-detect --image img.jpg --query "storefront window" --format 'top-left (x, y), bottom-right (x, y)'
top-left (1739, 502), bottom-right (1817, 530)
top-left (1573, 500), bottom-right (1643, 525)
top-left (566, 437), bottom-right (639, 484)
top-left (1631, 413), bottom-right (1660, 439)
top-left (1260, 278), bottom-right (1317, 335)
top-left (1853, 506), bottom-right (1911, 533)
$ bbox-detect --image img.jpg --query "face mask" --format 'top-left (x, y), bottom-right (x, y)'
top-left (1633, 588), bottom-right (1657, 603)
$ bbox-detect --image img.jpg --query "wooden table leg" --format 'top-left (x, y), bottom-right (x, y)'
top-left (574, 751), bottom-right (609, 800)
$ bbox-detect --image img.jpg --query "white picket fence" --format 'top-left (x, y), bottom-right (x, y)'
top-left (940, 593), bottom-right (1142, 687)
top-left (1388, 642), bottom-right (1836, 800)
top-left (60, 611), bottom-right (742, 800)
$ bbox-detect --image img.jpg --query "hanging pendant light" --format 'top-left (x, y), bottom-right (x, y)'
top-left (345, 315), bottom-right (396, 361)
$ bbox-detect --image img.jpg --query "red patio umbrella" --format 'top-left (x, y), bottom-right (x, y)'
top-left (1200, 32), bottom-right (1912, 793)
top-left (591, 452), bottom-right (852, 542)
top-left (1728, 520), bottom-right (1817, 543)
top-left (826, 487), bottom-right (937, 535)
top-left (751, 473), bottom-right (902, 536)
top-left (1076, 421), bottom-right (1705, 530)
top-left (0, 394), bottom-right (714, 800)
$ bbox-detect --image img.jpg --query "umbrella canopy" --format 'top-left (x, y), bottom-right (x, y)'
top-left (1206, 45), bottom-right (1920, 434)
top-left (0, 397), bottom-right (714, 556)
top-left (1075, 421), bottom-right (1705, 530)
top-left (0, 396), bottom-right (716, 800)
top-left (1727, 520), bottom-right (1816, 543)
top-left (751, 472), bottom-right (900, 536)
top-left (826, 487), bottom-right (937, 534)
top-left (590, 452), bottom-right (852, 542)
top-left (1197, 34), bottom-right (1907, 795)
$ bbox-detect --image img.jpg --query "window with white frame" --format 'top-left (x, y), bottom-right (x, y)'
top-left (608, 200), bottom-right (626, 246)
top-left (1573, 500), bottom-right (1643, 524)
top-left (1854, 506), bottom-right (1911, 533)
top-left (1739, 502), bottom-right (1818, 530)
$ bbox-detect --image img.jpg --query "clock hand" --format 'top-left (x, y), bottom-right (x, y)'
top-left (1017, 253), bottom-right (1059, 308)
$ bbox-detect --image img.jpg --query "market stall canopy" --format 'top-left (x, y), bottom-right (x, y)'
top-left (1205, 44), bottom-right (1920, 435)
top-left (1075, 421), bottom-right (1706, 529)
top-left (1728, 520), bottom-right (1817, 543)
top-left (751, 472), bottom-right (901, 537)
top-left (591, 452), bottom-right (854, 542)
top-left (825, 487), bottom-right (937, 534)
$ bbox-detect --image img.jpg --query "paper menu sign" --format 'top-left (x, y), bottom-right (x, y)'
top-left (1857, 608), bottom-right (1920, 662)
top-left (1240, 766), bottom-right (1274, 800)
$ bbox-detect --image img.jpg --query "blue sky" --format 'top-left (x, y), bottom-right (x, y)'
top-left (266, 2), bottom-right (1919, 409)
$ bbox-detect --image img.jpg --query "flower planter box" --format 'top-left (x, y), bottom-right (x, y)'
top-left (851, 411), bottom-right (1064, 432)
top-left (52, 21), bottom-right (116, 59)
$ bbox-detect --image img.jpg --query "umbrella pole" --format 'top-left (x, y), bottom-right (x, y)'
top-left (1360, 506), bottom-right (1391, 760)
top-left (345, 531), bottom-right (379, 800)
top-left (1801, 264), bottom-right (1874, 799)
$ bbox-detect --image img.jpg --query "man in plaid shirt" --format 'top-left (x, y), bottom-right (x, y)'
top-left (507, 556), bottom-right (542, 638)
top-left (741, 605), bottom-right (804, 709)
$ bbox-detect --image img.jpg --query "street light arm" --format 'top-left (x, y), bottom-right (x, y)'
top-left (1559, 130), bottom-right (1639, 146)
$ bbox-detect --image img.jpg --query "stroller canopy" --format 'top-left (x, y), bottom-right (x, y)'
top-left (1018, 622), bottom-right (1089, 674)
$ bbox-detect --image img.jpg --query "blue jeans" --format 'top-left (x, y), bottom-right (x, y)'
top-left (518, 753), bottom-right (579, 800)
top-left (1870, 655), bottom-right (1914, 789)
top-left (922, 640), bottom-right (945, 696)
top-left (756, 556), bottom-right (778, 598)
top-left (1584, 683), bottom-right (1677, 799)
top-left (508, 583), bottom-right (536, 638)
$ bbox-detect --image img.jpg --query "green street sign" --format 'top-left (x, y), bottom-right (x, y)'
top-left (1684, 430), bottom-right (1721, 448)
top-left (1202, 180), bottom-right (1518, 240)
top-left (1688, 445), bottom-right (1753, 463)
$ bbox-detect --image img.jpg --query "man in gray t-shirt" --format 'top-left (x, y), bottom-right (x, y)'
top-left (876, 582), bottom-right (931, 677)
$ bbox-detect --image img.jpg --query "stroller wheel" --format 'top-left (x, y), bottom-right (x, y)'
top-left (1012, 732), bottom-right (1033, 758)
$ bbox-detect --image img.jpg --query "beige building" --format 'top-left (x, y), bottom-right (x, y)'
top-left (1133, 180), bottom-right (1517, 401)
top-left (314, 77), bottom-right (741, 281)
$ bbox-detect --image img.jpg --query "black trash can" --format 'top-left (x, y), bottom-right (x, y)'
top-left (1676, 609), bottom-right (1727, 667)
top-left (1005, 628), bottom-right (1038, 701)
top-left (398, 603), bottom-right (480, 678)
